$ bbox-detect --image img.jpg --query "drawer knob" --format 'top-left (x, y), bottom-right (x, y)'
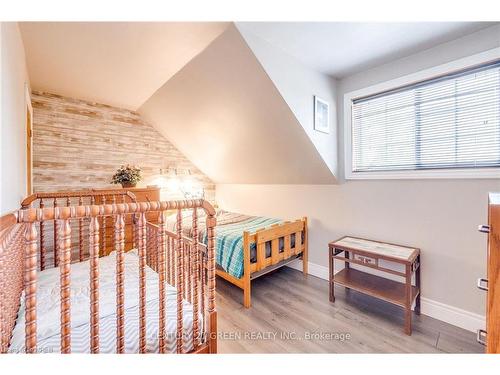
top-left (478, 225), bottom-right (490, 233)
top-left (477, 278), bottom-right (489, 291)
top-left (477, 329), bottom-right (487, 346)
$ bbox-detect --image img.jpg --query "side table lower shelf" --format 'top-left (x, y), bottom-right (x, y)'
top-left (332, 268), bottom-right (420, 308)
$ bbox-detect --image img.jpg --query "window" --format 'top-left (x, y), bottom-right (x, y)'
top-left (348, 59), bottom-right (500, 178)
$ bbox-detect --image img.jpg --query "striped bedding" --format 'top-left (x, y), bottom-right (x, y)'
top-left (209, 215), bottom-right (283, 279)
top-left (9, 251), bottom-right (201, 353)
top-left (168, 210), bottom-right (283, 279)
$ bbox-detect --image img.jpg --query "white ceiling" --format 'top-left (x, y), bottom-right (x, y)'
top-left (19, 22), bottom-right (497, 110)
top-left (20, 22), bottom-right (229, 109)
top-left (237, 22), bottom-right (498, 78)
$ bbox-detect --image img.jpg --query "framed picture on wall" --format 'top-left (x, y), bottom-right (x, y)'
top-left (314, 96), bottom-right (330, 134)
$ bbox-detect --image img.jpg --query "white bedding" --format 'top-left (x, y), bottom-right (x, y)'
top-left (9, 251), bottom-right (202, 353)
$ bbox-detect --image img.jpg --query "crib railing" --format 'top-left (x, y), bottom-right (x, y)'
top-left (0, 215), bottom-right (23, 354)
top-left (0, 199), bottom-right (217, 354)
top-left (146, 217), bottom-right (209, 350)
top-left (20, 189), bottom-right (137, 270)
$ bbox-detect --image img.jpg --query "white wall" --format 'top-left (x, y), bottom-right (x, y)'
top-left (0, 22), bottom-right (29, 214)
top-left (237, 23), bottom-right (339, 178)
top-left (217, 25), bottom-right (500, 330)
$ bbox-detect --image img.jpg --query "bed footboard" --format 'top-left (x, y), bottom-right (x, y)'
top-left (217, 217), bottom-right (308, 308)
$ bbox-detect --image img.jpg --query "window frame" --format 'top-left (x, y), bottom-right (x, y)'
top-left (344, 47), bottom-right (500, 180)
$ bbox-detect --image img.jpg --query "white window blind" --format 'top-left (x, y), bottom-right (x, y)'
top-left (351, 61), bottom-right (500, 173)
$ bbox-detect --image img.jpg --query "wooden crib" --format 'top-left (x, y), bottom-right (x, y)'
top-left (0, 193), bottom-right (217, 354)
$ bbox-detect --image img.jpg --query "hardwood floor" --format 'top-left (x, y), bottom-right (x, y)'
top-left (216, 267), bottom-right (484, 353)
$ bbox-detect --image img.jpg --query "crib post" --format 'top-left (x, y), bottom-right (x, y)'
top-left (206, 212), bottom-right (217, 353)
top-left (59, 219), bottom-right (72, 353)
top-left (89, 217), bottom-right (100, 353)
top-left (115, 214), bottom-right (125, 353)
top-left (191, 208), bottom-right (200, 349)
top-left (157, 211), bottom-right (167, 353)
top-left (136, 212), bottom-right (147, 353)
top-left (39, 199), bottom-right (45, 271)
top-left (24, 222), bottom-right (38, 353)
top-left (176, 209), bottom-right (184, 353)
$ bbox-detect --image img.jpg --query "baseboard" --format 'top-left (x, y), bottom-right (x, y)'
top-left (287, 259), bottom-right (330, 280)
top-left (286, 260), bottom-right (485, 332)
top-left (419, 297), bottom-right (485, 332)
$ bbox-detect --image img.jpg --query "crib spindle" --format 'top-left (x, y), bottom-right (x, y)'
top-left (53, 198), bottom-right (59, 267)
top-left (78, 197), bottom-right (84, 262)
top-left (101, 196), bottom-right (106, 255)
top-left (169, 237), bottom-right (174, 286)
top-left (115, 214), bottom-right (125, 353)
top-left (59, 219), bottom-right (72, 353)
top-left (89, 217), bottom-right (100, 353)
top-left (112, 195), bottom-right (116, 252)
top-left (200, 240), bottom-right (205, 335)
top-left (137, 212), bottom-right (147, 353)
top-left (186, 242), bottom-right (191, 303)
top-left (39, 199), bottom-right (45, 271)
top-left (191, 208), bottom-right (200, 349)
top-left (176, 209), bottom-right (184, 353)
top-left (152, 228), bottom-right (158, 271)
top-left (157, 211), bottom-right (167, 353)
top-left (24, 222), bottom-right (38, 353)
top-left (207, 212), bottom-right (216, 353)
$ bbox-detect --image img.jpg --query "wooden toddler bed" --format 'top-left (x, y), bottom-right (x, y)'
top-left (0, 190), bottom-right (217, 354)
top-left (149, 210), bottom-right (308, 308)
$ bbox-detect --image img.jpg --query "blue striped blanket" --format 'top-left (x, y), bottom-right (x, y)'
top-left (168, 211), bottom-right (283, 279)
top-left (210, 215), bottom-right (283, 279)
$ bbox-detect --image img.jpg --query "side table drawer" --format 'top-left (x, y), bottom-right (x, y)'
top-left (353, 254), bottom-right (377, 266)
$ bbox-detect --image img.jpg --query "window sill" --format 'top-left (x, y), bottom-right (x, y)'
top-left (346, 168), bottom-right (500, 180)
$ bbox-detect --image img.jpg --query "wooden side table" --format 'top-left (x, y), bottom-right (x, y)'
top-left (329, 236), bottom-right (421, 335)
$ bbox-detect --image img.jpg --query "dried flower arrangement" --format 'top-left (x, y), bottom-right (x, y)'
top-left (111, 165), bottom-right (142, 188)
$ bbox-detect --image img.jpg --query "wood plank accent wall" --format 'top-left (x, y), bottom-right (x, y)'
top-left (31, 91), bottom-right (215, 201)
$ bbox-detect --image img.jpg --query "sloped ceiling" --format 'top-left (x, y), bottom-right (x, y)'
top-left (237, 23), bottom-right (338, 178)
top-left (139, 25), bottom-right (336, 184)
top-left (19, 22), bottom-right (229, 109)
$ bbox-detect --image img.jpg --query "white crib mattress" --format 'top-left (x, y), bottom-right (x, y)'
top-left (9, 250), bottom-right (202, 353)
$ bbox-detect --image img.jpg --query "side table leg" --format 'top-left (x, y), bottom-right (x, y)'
top-left (329, 248), bottom-right (335, 302)
top-left (415, 255), bottom-right (421, 315)
top-left (404, 263), bottom-right (412, 335)
top-left (344, 250), bottom-right (350, 294)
